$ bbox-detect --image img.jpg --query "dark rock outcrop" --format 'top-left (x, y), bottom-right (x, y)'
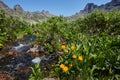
top-left (14, 4), bottom-right (23, 12)
top-left (70, 0), bottom-right (120, 20)
top-left (81, 3), bottom-right (98, 13)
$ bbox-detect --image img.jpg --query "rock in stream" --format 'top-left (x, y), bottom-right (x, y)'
top-left (0, 35), bottom-right (59, 80)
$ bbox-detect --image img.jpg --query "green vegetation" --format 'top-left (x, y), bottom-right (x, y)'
top-left (29, 63), bottom-right (43, 80)
top-left (0, 9), bottom-right (120, 79)
top-left (55, 34), bottom-right (120, 80)
top-left (0, 9), bottom-right (33, 44)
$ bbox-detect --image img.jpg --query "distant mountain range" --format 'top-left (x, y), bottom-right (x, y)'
top-left (0, 1), bottom-right (53, 22)
top-left (70, 0), bottom-right (120, 20)
top-left (0, 0), bottom-right (120, 21)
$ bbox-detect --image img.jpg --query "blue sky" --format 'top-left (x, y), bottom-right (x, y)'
top-left (2, 0), bottom-right (111, 16)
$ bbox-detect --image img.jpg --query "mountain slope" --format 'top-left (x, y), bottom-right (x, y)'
top-left (0, 1), bottom-right (13, 14)
top-left (70, 0), bottom-right (120, 20)
top-left (0, 1), bottom-right (54, 22)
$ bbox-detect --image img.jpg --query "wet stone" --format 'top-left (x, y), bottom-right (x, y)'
top-left (18, 35), bottom-right (36, 43)
top-left (10, 44), bottom-right (32, 53)
top-left (0, 35), bottom-right (60, 80)
top-left (0, 53), bottom-right (34, 80)
top-left (0, 35), bottom-right (41, 80)
top-left (0, 53), bottom-right (33, 72)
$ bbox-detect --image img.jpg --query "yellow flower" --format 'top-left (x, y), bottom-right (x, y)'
top-left (65, 49), bottom-right (68, 53)
top-left (61, 44), bottom-right (66, 49)
top-left (72, 54), bottom-right (77, 59)
top-left (69, 63), bottom-right (73, 67)
top-left (78, 56), bottom-right (83, 61)
top-left (71, 45), bottom-right (75, 50)
top-left (63, 66), bottom-right (68, 72)
top-left (60, 64), bottom-right (65, 69)
top-left (60, 64), bottom-right (68, 72)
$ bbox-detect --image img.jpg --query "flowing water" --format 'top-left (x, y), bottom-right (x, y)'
top-left (0, 35), bottom-right (58, 80)
top-left (0, 35), bottom-right (39, 80)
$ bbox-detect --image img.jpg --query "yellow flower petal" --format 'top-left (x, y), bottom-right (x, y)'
top-left (63, 66), bottom-right (68, 72)
top-left (61, 45), bottom-right (66, 49)
top-left (60, 64), bottom-right (65, 69)
top-left (71, 45), bottom-right (75, 50)
top-left (78, 56), bottom-right (83, 61)
top-left (72, 54), bottom-right (77, 59)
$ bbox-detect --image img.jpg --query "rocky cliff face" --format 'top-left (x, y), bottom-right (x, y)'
top-left (0, 1), bottom-right (13, 14)
top-left (14, 4), bottom-right (24, 12)
top-left (0, 1), bottom-right (53, 21)
top-left (111, 0), bottom-right (120, 4)
top-left (70, 0), bottom-right (120, 20)
top-left (81, 3), bottom-right (98, 13)
top-left (87, 0), bottom-right (120, 12)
